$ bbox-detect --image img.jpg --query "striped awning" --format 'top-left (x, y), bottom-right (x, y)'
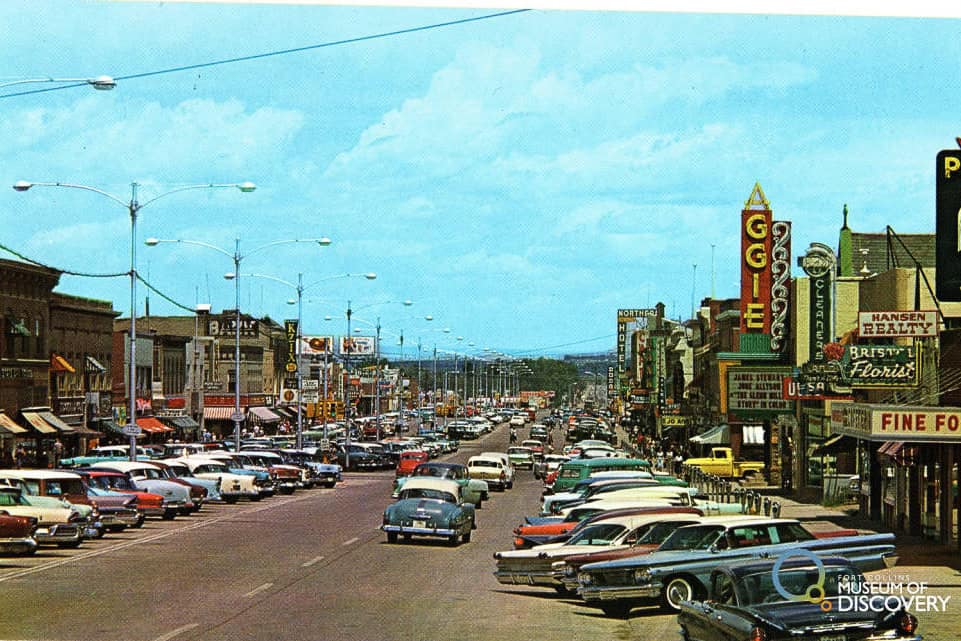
top-left (0, 412), bottom-right (27, 434)
top-left (203, 406), bottom-right (237, 421)
top-left (50, 353), bottom-right (75, 373)
top-left (248, 406), bottom-right (281, 423)
top-left (164, 416), bottom-right (200, 430)
top-left (21, 412), bottom-right (57, 434)
top-left (137, 417), bottom-right (173, 433)
top-left (40, 411), bottom-right (75, 433)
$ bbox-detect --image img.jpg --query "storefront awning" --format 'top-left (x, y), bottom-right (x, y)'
top-left (164, 416), bottom-right (200, 430)
top-left (812, 433), bottom-right (855, 455)
top-left (203, 406), bottom-right (236, 421)
top-left (50, 353), bottom-right (75, 373)
top-left (0, 412), bottom-right (27, 434)
top-left (94, 419), bottom-right (124, 435)
top-left (689, 424), bottom-right (730, 444)
top-left (248, 406), bottom-right (281, 423)
top-left (40, 411), bottom-right (75, 433)
top-left (21, 412), bottom-right (58, 434)
top-left (137, 417), bottom-right (173, 433)
top-left (86, 355), bottom-right (107, 373)
top-left (274, 407), bottom-right (295, 420)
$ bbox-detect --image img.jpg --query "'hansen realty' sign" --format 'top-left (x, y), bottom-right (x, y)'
top-left (857, 311), bottom-right (937, 338)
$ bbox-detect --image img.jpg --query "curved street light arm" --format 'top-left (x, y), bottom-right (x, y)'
top-left (15, 181), bottom-right (130, 208)
top-left (139, 182), bottom-right (254, 210)
top-left (147, 238), bottom-right (235, 261)
top-left (240, 238), bottom-right (330, 262)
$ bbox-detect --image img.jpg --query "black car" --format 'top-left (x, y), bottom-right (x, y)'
top-left (335, 443), bottom-right (386, 471)
top-left (677, 556), bottom-right (920, 641)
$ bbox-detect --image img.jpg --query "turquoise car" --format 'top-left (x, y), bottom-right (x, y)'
top-left (392, 462), bottom-right (488, 508)
top-left (382, 478), bottom-right (477, 546)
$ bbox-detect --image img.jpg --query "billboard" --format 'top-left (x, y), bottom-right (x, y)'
top-left (301, 335), bottom-right (334, 355)
top-left (339, 336), bottom-right (375, 356)
top-left (857, 311), bottom-right (937, 338)
top-left (740, 184), bottom-right (773, 335)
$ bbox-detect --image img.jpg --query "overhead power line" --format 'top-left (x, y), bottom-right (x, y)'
top-left (0, 9), bottom-right (533, 99)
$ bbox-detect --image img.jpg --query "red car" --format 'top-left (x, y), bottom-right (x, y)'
top-left (0, 511), bottom-right (38, 555)
top-left (513, 506), bottom-right (703, 549)
top-left (76, 470), bottom-right (171, 519)
top-left (395, 450), bottom-right (429, 477)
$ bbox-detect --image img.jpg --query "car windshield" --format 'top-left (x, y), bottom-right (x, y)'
top-left (193, 464), bottom-right (225, 474)
top-left (400, 488), bottom-right (456, 503)
top-left (739, 567), bottom-right (863, 605)
top-left (469, 460), bottom-right (499, 469)
top-left (0, 490), bottom-right (28, 506)
top-left (658, 525), bottom-right (725, 551)
top-left (637, 521), bottom-right (697, 545)
top-left (566, 523), bottom-right (627, 546)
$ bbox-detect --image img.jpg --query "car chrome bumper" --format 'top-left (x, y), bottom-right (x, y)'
top-left (493, 570), bottom-right (559, 586)
top-left (35, 523), bottom-right (82, 545)
top-left (99, 509), bottom-right (142, 527)
top-left (0, 536), bottom-right (38, 555)
top-left (579, 584), bottom-right (660, 602)
top-left (382, 524), bottom-right (456, 537)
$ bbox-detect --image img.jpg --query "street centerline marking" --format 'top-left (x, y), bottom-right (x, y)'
top-left (302, 556), bottom-right (325, 567)
top-left (151, 623), bottom-right (200, 641)
top-left (342, 537), bottom-right (359, 546)
top-left (244, 582), bottom-right (273, 598)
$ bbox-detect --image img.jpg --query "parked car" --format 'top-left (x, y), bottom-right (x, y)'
top-left (281, 449), bottom-right (342, 488)
top-left (382, 478), bottom-right (476, 546)
top-left (0, 486), bottom-right (82, 548)
top-left (494, 512), bottom-right (703, 590)
top-left (335, 443), bottom-right (387, 471)
top-left (576, 517), bottom-right (898, 616)
top-left (513, 506), bottom-right (703, 549)
top-left (683, 447), bottom-right (765, 481)
top-left (677, 556), bottom-right (920, 641)
top-left (393, 462), bottom-right (488, 507)
top-left (90, 461), bottom-right (192, 517)
top-left (175, 457), bottom-right (261, 502)
top-left (0, 510), bottom-right (38, 555)
top-left (534, 454), bottom-right (570, 481)
top-left (78, 469), bottom-right (171, 518)
top-left (0, 469), bottom-right (103, 538)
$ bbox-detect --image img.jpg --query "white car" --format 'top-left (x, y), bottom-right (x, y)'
top-left (467, 455), bottom-right (514, 491)
top-left (176, 457), bottom-right (261, 503)
top-left (90, 461), bottom-right (192, 518)
top-left (509, 415), bottom-right (526, 427)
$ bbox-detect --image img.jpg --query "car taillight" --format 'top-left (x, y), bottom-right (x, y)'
top-left (514, 538), bottom-right (525, 547)
top-left (749, 626), bottom-right (766, 641)
top-left (897, 611), bottom-right (918, 635)
top-left (500, 471), bottom-right (506, 481)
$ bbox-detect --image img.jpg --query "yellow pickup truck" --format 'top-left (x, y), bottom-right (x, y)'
top-left (683, 447), bottom-right (765, 480)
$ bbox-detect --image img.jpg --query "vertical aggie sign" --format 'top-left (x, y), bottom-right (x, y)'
top-left (740, 184), bottom-right (773, 334)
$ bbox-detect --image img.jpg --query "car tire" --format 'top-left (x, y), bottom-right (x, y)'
top-left (324, 481), bottom-right (336, 488)
top-left (506, 481), bottom-right (513, 489)
top-left (387, 532), bottom-right (398, 544)
top-left (58, 540), bottom-right (82, 549)
top-left (553, 585), bottom-right (572, 596)
top-left (461, 531), bottom-right (471, 543)
top-left (224, 496), bottom-right (239, 504)
top-left (475, 498), bottom-right (483, 509)
top-left (403, 534), bottom-right (412, 542)
top-left (661, 575), bottom-right (697, 612)
top-left (162, 510), bottom-right (177, 521)
top-left (599, 602), bottom-right (633, 618)
top-left (447, 534), bottom-right (459, 546)
top-left (250, 495), bottom-right (263, 502)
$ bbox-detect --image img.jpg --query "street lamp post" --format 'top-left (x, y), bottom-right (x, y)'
top-left (15, 179), bottom-right (255, 461)
top-left (244, 272), bottom-right (375, 450)
top-left (0, 75), bottom-right (117, 91)
top-left (145, 234), bottom-right (329, 452)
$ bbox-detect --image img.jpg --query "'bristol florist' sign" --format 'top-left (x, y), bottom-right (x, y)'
top-left (843, 344), bottom-right (921, 388)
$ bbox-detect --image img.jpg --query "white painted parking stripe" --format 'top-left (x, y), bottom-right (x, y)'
top-left (302, 555), bottom-right (325, 567)
top-left (342, 537), bottom-right (359, 546)
top-left (244, 582), bottom-right (273, 598)
top-left (151, 623), bottom-right (200, 641)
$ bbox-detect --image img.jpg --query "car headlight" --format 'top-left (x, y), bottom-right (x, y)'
top-left (578, 572), bottom-right (593, 586)
top-left (634, 568), bottom-right (651, 582)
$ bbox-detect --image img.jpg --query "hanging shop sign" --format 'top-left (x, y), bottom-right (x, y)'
top-left (740, 184), bottom-right (773, 334)
top-left (936, 149), bottom-right (961, 301)
top-left (769, 221), bottom-right (791, 352)
top-left (284, 320), bottom-right (298, 373)
top-left (617, 308), bottom-right (657, 376)
top-left (781, 377), bottom-right (852, 401)
top-left (857, 311), bottom-right (938, 338)
top-left (800, 243), bottom-right (836, 364)
top-left (607, 366), bottom-right (616, 396)
top-left (662, 416), bottom-right (688, 427)
top-left (842, 344), bottom-right (920, 388)
top-left (727, 366), bottom-right (795, 414)
top-left (836, 403), bottom-right (961, 442)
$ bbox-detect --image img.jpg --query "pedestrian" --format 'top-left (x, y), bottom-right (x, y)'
top-left (14, 444), bottom-right (26, 469)
top-left (509, 427), bottom-right (517, 444)
top-left (52, 438), bottom-right (64, 468)
top-left (655, 450), bottom-right (664, 471)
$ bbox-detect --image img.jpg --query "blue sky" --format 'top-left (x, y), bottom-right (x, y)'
top-left (1, 2), bottom-right (960, 359)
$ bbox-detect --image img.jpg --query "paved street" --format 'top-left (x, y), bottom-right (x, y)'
top-left (0, 424), bottom-right (679, 641)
